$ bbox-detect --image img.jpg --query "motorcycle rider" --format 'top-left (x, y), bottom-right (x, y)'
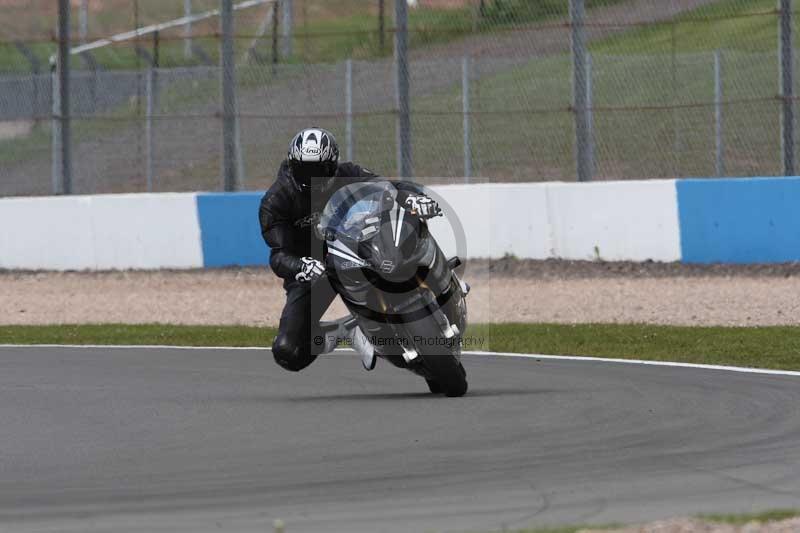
top-left (259, 127), bottom-right (441, 373)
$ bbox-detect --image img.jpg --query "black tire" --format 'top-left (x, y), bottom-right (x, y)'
top-left (425, 378), bottom-right (443, 394)
top-left (425, 355), bottom-right (468, 397)
top-left (399, 279), bottom-right (469, 397)
top-left (405, 318), bottom-right (468, 397)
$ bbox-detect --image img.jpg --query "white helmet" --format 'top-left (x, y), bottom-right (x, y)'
top-left (288, 127), bottom-right (340, 191)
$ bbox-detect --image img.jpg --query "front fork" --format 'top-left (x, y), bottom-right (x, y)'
top-left (385, 263), bottom-right (467, 366)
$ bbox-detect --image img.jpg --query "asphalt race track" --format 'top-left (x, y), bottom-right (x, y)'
top-left (1, 346), bottom-right (800, 533)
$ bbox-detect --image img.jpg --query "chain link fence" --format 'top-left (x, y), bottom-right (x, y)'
top-left (0, 0), bottom-right (798, 196)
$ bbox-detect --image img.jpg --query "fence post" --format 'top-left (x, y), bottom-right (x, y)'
top-left (586, 52), bottom-right (594, 178)
top-left (79, 0), bottom-right (89, 43)
top-left (184, 0), bottom-right (193, 60)
top-left (145, 32), bottom-right (160, 193)
top-left (221, 0), bottom-right (239, 191)
top-left (78, 52), bottom-right (99, 115)
top-left (51, 64), bottom-right (61, 195)
top-left (395, 0), bottom-right (412, 178)
top-left (779, 0), bottom-right (795, 176)
top-left (378, 0), bottom-right (385, 55)
top-left (281, 0), bottom-right (293, 60)
top-left (345, 59), bottom-right (354, 161)
top-left (271, 0), bottom-right (279, 75)
top-left (57, 0), bottom-right (72, 194)
top-left (714, 50), bottom-right (725, 177)
top-left (235, 108), bottom-right (247, 189)
top-left (462, 56), bottom-right (472, 182)
top-left (570, 0), bottom-right (591, 182)
top-left (145, 68), bottom-right (156, 192)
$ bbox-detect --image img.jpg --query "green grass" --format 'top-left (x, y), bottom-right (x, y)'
top-left (0, 42), bottom-right (53, 74)
top-left (0, 324), bottom-right (278, 348)
top-left (697, 508), bottom-right (800, 525)
top-left (2, 323), bottom-right (799, 372)
top-left (0, 34), bottom-right (241, 75)
top-left (484, 509), bottom-right (800, 532)
top-left (1, 0), bottom-right (633, 72)
top-left (0, 0), bottom-right (229, 72)
top-left (0, 121), bottom-right (52, 166)
top-left (469, 324), bottom-right (800, 370)
top-left (252, 0), bottom-right (628, 65)
top-left (594, 0), bottom-right (792, 54)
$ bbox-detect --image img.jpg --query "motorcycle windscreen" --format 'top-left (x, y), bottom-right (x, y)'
top-left (317, 181), bottom-right (397, 243)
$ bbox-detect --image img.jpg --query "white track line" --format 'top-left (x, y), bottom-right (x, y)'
top-left (470, 351), bottom-right (800, 378)
top-left (1, 344), bottom-right (799, 378)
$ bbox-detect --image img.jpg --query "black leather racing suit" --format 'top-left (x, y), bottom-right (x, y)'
top-left (259, 159), bottom-right (424, 372)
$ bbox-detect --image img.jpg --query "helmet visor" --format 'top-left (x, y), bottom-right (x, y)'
top-left (291, 161), bottom-right (335, 188)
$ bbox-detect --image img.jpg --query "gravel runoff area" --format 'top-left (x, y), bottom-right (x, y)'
top-left (2, 259), bottom-right (800, 327)
top-left (583, 517), bottom-right (800, 533)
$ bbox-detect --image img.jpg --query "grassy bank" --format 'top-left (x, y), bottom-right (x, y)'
top-left (697, 509), bottom-right (800, 525)
top-left (2, 323), bottom-right (799, 372)
top-left (594, 0), bottom-right (786, 54)
top-left (0, 0), bottom-right (629, 72)
top-left (469, 323), bottom-right (800, 370)
top-left (0, 324), bottom-right (278, 348)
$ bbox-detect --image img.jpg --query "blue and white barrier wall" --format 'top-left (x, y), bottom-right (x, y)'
top-left (430, 177), bottom-right (800, 264)
top-left (0, 177), bottom-right (796, 270)
top-left (0, 192), bottom-right (268, 270)
top-left (676, 178), bottom-right (800, 264)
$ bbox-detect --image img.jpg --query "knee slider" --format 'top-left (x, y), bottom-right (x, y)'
top-left (272, 335), bottom-right (314, 372)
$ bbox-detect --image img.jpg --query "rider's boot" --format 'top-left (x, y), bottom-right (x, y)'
top-left (321, 333), bottom-right (339, 354)
top-left (352, 326), bottom-right (377, 371)
top-left (319, 317), bottom-right (351, 354)
top-left (319, 317), bottom-right (377, 371)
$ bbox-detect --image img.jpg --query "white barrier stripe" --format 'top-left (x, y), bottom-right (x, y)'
top-left (1, 345), bottom-right (799, 378)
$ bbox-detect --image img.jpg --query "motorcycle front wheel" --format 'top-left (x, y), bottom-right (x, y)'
top-left (405, 316), bottom-right (468, 398)
top-left (423, 352), bottom-right (468, 397)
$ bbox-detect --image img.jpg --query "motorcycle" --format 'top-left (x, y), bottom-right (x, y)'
top-left (316, 181), bottom-right (469, 397)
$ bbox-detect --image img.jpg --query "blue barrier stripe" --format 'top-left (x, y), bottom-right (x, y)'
top-left (677, 177), bottom-right (800, 264)
top-left (196, 192), bottom-right (270, 268)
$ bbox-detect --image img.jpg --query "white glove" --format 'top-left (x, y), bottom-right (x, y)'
top-left (405, 195), bottom-right (441, 219)
top-left (295, 257), bottom-right (325, 283)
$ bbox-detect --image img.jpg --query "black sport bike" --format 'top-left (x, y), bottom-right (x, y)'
top-left (317, 181), bottom-right (469, 397)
